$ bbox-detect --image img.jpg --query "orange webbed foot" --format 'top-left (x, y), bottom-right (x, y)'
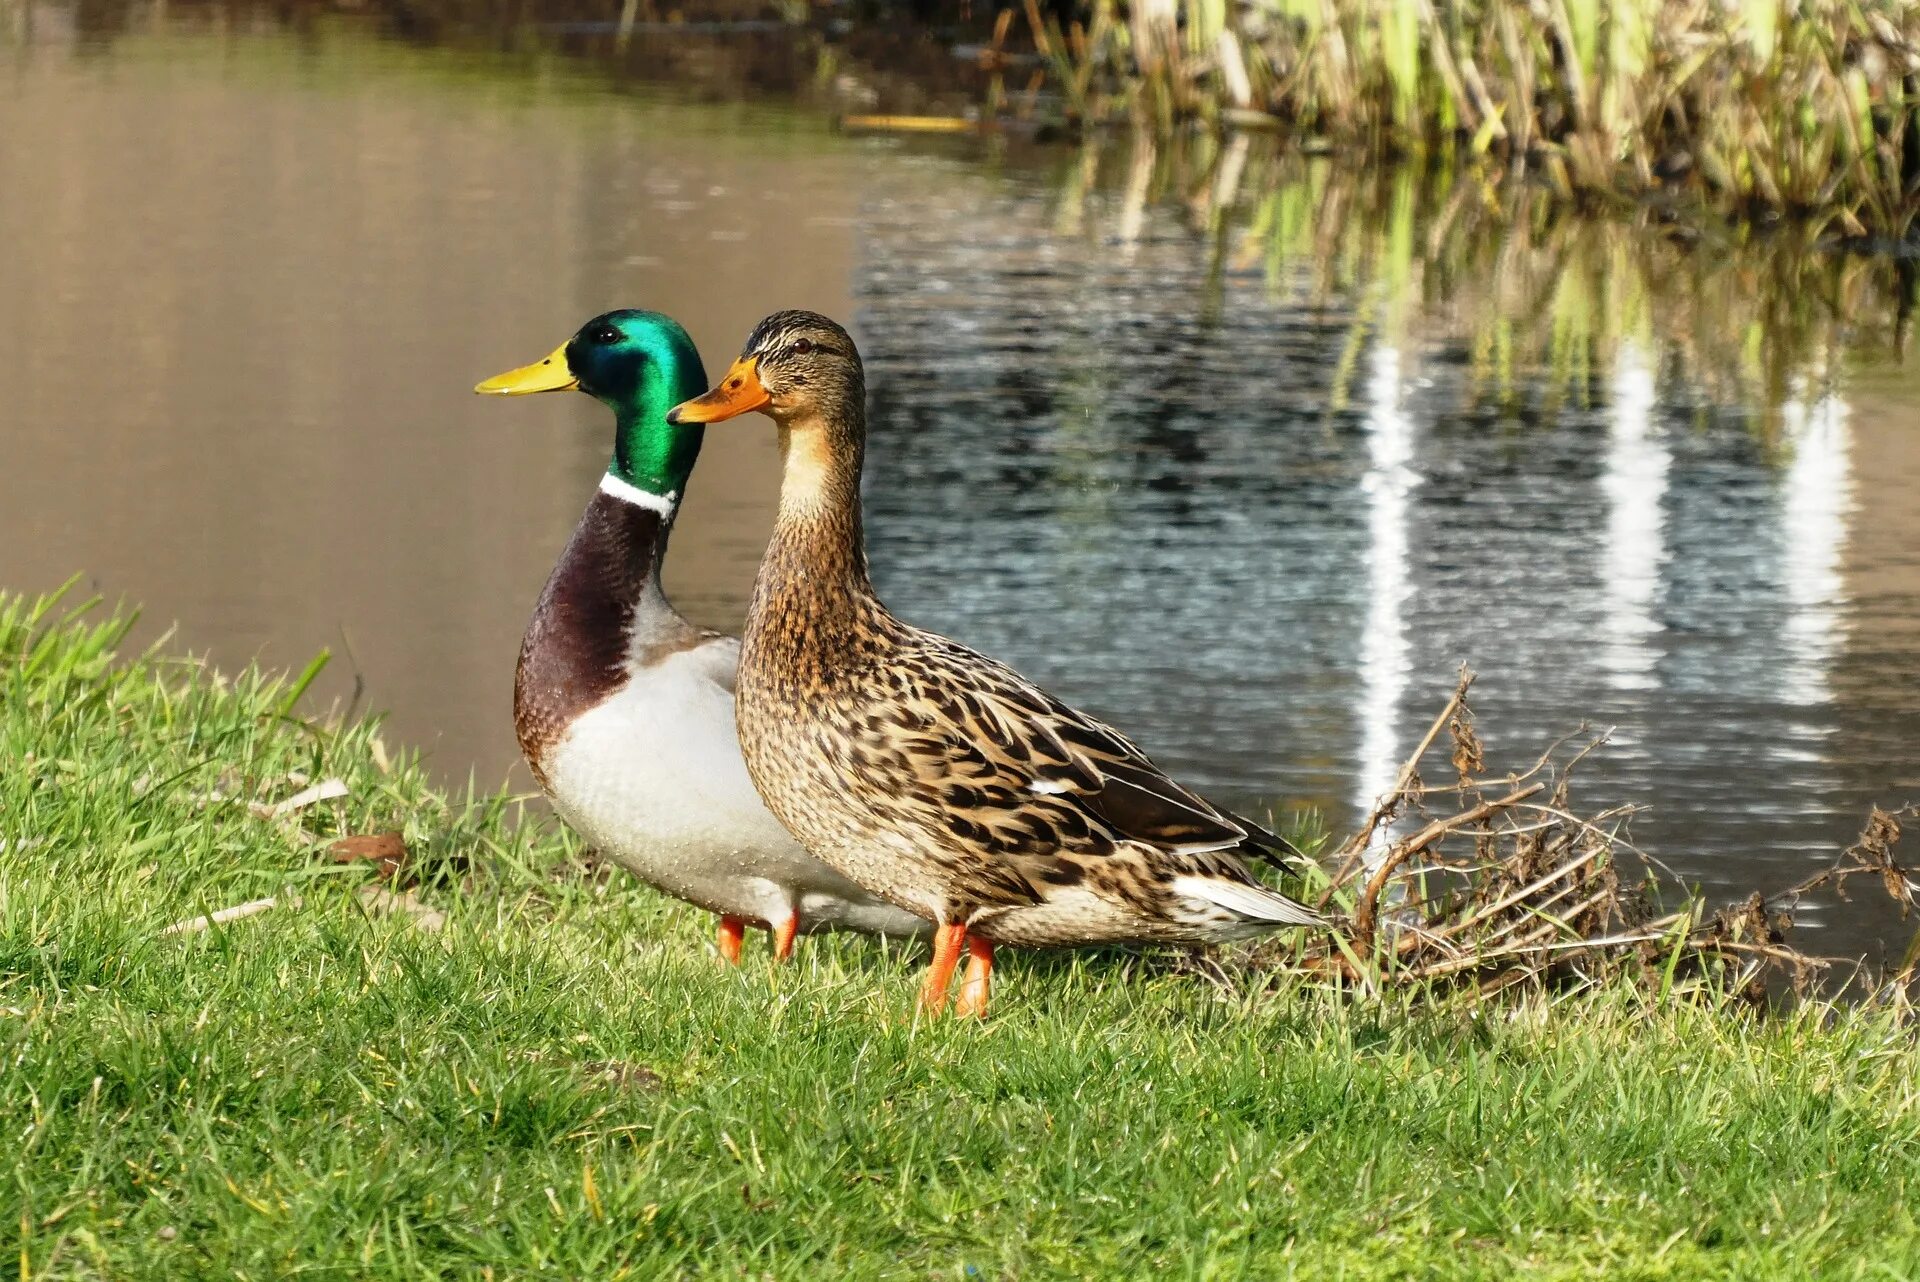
top-left (918, 922), bottom-right (968, 1014)
top-left (771, 913), bottom-right (799, 962)
top-left (954, 936), bottom-right (994, 1019)
top-left (717, 915), bottom-right (746, 965)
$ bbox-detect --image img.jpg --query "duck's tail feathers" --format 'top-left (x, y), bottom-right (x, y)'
top-left (1173, 875), bottom-right (1325, 928)
top-left (1230, 812), bottom-right (1307, 868)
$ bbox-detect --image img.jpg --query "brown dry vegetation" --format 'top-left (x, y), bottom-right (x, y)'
top-left (1262, 668), bottom-right (1920, 1005)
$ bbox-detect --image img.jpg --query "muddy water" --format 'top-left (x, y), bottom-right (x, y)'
top-left (5, 17), bottom-right (1919, 953)
top-left (1, 27), bottom-right (859, 794)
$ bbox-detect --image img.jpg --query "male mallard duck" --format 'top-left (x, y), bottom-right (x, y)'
top-left (475, 310), bottom-right (927, 961)
top-left (667, 310), bottom-right (1324, 1016)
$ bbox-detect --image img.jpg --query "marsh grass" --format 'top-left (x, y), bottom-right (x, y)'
top-left (1012, 0), bottom-right (1920, 237)
top-left (7, 584), bottom-right (1920, 1278)
top-left (1052, 133), bottom-right (1917, 437)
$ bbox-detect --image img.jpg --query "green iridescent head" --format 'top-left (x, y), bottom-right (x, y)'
top-left (476, 309), bottom-right (709, 499)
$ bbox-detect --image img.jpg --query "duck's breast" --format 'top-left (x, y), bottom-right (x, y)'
top-left (541, 641), bottom-right (797, 911)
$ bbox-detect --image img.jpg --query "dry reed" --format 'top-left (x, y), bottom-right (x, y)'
top-left (1008, 0), bottom-right (1920, 237)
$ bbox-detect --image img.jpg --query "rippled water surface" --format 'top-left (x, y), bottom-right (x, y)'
top-left (5, 12), bottom-right (1919, 953)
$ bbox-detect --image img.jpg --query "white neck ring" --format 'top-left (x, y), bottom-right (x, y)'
top-left (599, 473), bottom-right (677, 516)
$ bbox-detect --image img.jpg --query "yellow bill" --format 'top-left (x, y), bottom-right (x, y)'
top-left (474, 343), bottom-right (577, 396)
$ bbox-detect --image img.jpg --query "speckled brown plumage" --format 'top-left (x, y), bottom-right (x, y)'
top-left (684, 312), bottom-right (1325, 956)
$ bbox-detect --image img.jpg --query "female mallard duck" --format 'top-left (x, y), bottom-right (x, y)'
top-left (667, 310), bottom-right (1324, 1016)
top-left (475, 309), bottom-right (926, 961)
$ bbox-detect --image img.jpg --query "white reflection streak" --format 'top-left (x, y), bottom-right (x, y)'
top-left (1779, 388), bottom-right (1853, 707)
top-left (1355, 344), bottom-right (1417, 837)
top-left (1599, 341), bottom-right (1667, 691)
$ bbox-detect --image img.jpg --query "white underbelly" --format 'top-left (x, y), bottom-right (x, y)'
top-left (540, 653), bottom-right (923, 935)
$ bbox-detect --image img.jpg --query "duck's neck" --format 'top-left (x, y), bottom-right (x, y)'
top-left (560, 387), bottom-right (707, 611)
top-left (609, 398), bottom-right (702, 502)
top-left (516, 485), bottom-right (683, 776)
top-left (746, 407), bottom-right (883, 678)
top-left (515, 382), bottom-right (708, 770)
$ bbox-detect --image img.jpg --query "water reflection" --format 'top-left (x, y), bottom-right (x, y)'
top-left (4, 13), bottom-right (1919, 954)
top-left (1599, 341), bottom-right (1666, 696)
top-left (1777, 390), bottom-right (1854, 708)
top-left (1355, 343), bottom-right (1416, 829)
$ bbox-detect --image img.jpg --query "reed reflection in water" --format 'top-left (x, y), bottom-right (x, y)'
top-left (1600, 341), bottom-right (1666, 696)
top-left (1355, 343), bottom-right (1417, 831)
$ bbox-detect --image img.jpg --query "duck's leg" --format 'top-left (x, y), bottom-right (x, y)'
top-left (717, 915), bottom-right (747, 965)
top-left (954, 936), bottom-right (995, 1019)
top-left (770, 913), bottom-right (800, 962)
top-left (918, 922), bottom-right (967, 1013)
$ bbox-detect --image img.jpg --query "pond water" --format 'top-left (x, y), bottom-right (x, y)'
top-left (5, 10), bottom-right (1919, 957)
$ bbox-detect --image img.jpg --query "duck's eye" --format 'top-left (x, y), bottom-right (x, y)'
top-left (591, 326), bottom-right (620, 345)
top-left (792, 338), bottom-right (814, 356)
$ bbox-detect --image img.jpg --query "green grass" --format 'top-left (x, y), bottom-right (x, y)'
top-left (7, 585), bottom-right (1920, 1279)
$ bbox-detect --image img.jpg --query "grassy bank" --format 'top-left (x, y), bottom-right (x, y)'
top-left (6, 586), bottom-right (1920, 1279)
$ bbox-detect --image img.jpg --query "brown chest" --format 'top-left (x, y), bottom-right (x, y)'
top-left (513, 492), bottom-right (679, 782)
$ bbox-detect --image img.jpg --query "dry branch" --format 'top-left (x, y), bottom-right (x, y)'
top-left (250, 778), bottom-right (348, 820)
top-left (1322, 666), bottom-right (1475, 898)
top-left (1352, 782), bottom-right (1545, 943)
top-left (1279, 678), bottom-right (1920, 1006)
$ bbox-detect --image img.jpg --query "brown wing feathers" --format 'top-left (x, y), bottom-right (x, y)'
top-left (903, 639), bottom-right (1293, 869)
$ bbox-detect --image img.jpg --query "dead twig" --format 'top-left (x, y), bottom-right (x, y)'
top-left (161, 895), bottom-right (299, 936)
top-left (1435, 843), bottom-right (1605, 940)
top-left (1353, 782), bottom-right (1545, 943)
top-left (1322, 665), bottom-right (1476, 899)
top-left (249, 778), bottom-right (347, 820)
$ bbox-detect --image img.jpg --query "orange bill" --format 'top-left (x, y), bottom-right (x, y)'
top-left (668, 355), bottom-right (768, 423)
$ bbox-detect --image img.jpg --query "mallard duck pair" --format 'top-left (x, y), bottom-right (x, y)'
top-left (480, 310), bottom-right (1321, 1015)
top-left (476, 314), bottom-right (924, 959)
